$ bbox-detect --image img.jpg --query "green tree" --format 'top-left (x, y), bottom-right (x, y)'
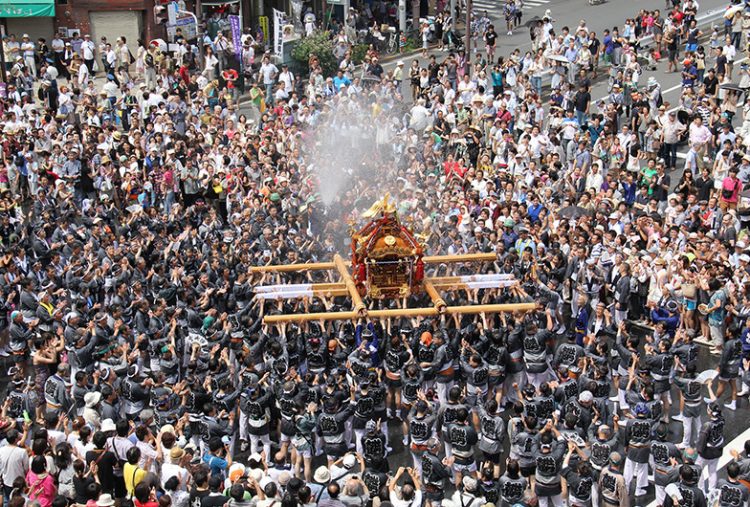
top-left (291, 31), bottom-right (338, 76)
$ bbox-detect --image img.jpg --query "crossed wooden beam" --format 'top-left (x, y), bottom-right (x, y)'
top-left (251, 253), bottom-right (537, 323)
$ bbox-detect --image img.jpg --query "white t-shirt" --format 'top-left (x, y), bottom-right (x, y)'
top-left (81, 40), bottom-right (95, 60)
top-left (260, 63), bottom-right (279, 85)
top-left (161, 462), bottom-right (189, 489)
top-left (389, 490), bottom-right (424, 507)
top-left (20, 42), bottom-right (35, 57)
top-left (279, 70), bottom-right (294, 92)
top-left (118, 44), bottom-right (130, 65)
top-left (77, 62), bottom-right (90, 86)
top-left (136, 440), bottom-right (158, 473)
top-left (723, 44), bottom-right (736, 62)
top-left (0, 445), bottom-right (28, 486)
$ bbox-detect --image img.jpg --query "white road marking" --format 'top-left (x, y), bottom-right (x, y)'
top-left (473, 0), bottom-right (549, 12)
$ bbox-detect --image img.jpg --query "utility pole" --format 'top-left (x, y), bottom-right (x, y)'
top-left (398, 0), bottom-right (406, 33)
top-left (0, 45), bottom-right (6, 84)
top-left (465, 0), bottom-right (471, 55)
top-left (178, 9), bottom-right (203, 68)
top-left (195, 0), bottom-right (204, 66)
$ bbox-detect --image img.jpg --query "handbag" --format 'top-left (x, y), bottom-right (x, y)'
top-left (110, 438), bottom-right (124, 478)
top-left (722, 179), bottom-right (739, 200)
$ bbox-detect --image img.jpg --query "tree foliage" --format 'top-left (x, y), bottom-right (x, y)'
top-left (290, 31), bottom-right (338, 76)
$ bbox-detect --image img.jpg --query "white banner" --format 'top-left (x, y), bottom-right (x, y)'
top-left (273, 8), bottom-right (285, 56)
top-left (254, 283), bottom-right (315, 300)
top-left (462, 280), bottom-right (516, 290)
top-left (254, 283), bottom-right (313, 294)
top-left (457, 273), bottom-right (515, 283)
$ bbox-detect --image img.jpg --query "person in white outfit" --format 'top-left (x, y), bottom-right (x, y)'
top-left (20, 35), bottom-right (36, 78)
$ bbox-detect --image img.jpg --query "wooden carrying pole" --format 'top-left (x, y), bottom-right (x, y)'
top-left (262, 302), bottom-right (537, 323)
top-left (249, 253), bottom-right (497, 273)
top-left (250, 261), bottom-right (336, 273)
top-left (423, 280), bottom-right (447, 313)
top-left (422, 253), bottom-right (496, 264)
top-left (333, 254), bottom-right (367, 317)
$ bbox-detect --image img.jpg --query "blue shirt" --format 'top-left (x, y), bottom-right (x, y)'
top-left (682, 65), bottom-right (697, 87)
top-left (356, 322), bottom-right (380, 365)
top-left (501, 231), bottom-right (518, 250)
top-left (573, 306), bottom-right (589, 346)
top-left (528, 203), bottom-right (545, 223)
top-left (621, 181), bottom-right (637, 205)
top-left (740, 328), bottom-right (750, 352)
top-left (564, 47), bottom-right (578, 62)
top-left (588, 124), bottom-right (603, 144)
top-left (491, 70), bottom-right (503, 87)
top-left (333, 75), bottom-right (351, 91)
top-left (202, 453), bottom-right (229, 478)
top-left (708, 290), bottom-right (727, 325)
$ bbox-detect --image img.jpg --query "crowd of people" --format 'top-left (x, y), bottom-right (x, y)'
top-left (2, 0), bottom-right (750, 507)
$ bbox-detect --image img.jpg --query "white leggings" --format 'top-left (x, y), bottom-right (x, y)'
top-left (436, 381), bottom-right (453, 405)
top-left (655, 484), bottom-right (666, 505)
top-left (238, 412), bottom-right (249, 441)
top-left (527, 371), bottom-right (551, 390)
top-left (249, 433), bottom-right (271, 459)
top-left (354, 428), bottom-right (365, 454)
top-left (697, 456), bottom-right (719, 490)
top-left (537, 494), bottom-right (564, 507)
top-left (681, 415), bottom-right (701, 447)
top-left (411, 451), bottom-right (423, 474)
top-left (617, 388), bottom-right (631, 411)
top-left (623, 458), bottom-right (649, 496)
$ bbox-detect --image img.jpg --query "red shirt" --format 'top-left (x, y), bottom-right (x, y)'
top-left (179, 65), bottom-right (190, 84)
top-left (443, 160), bottom-right (466, 179)
top-left (222, 69), bottom-right (238, 88)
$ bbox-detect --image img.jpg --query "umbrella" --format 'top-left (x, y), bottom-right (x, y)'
top-left (558, 206), bottom-right (593, 219)
top-left (676, 109), bottom-right (692, 126)
top-left (720, 82), bottom-right (746, 92)
top-left (150, 38), bottom-right (168, 53)
top-left (725, 4), bottom-right (743, 19)
top-left (547, 54), bottom-right (570, 64)
top-left (524, 16), bottom-right (542, 27)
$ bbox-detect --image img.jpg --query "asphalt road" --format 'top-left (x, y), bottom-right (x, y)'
top-left (368, 0), bottom-right (750, 499)
top-left (70, 0), bottom-right (747, 498)
top-left (383, 0), bottom-right (730, 166)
